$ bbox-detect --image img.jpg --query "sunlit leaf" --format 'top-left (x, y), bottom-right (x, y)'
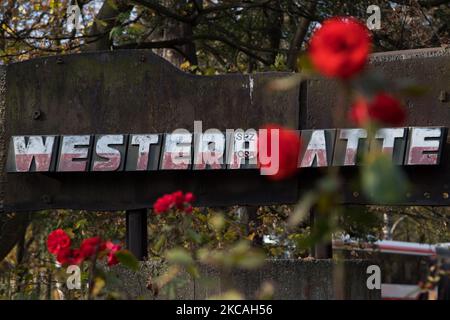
top-left (209, 290), bottom-right (244, 300)
top-left (180, 61), bottom-right (191, 71)
top-left (153, 235), bottom-right (166, 253)
top-left (396, 79), bottom-right (429, 96)
top-left (297, 53), bottom-right (315, 74)
top-left (267, 73), bottom-right (304, 91)
top-left (256, 281), bottom-right (275, 300)
top-left (91, 277), bottom-right (105, 297)
top-left (209, 213), bottom-right (225, 231)
top-left (186, 264), bottom-right (200, 279)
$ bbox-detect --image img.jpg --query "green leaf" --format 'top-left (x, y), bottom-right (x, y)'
top-left (153, 235), bottom-right (166, 253)
top-left (166, 248), bottom-right (194, 266)
top-left (115, 250), bottom-right (139, 271)
top-left (209, 290), bottom-right (244, 300)
top-left (396, 79), bottom-right (429, 97)
top-left (186, 265), bottom-right (200, 279)
top-left (208, 213), bottom-right (225, 232)
top-left (297, 53), bottom-right (315, 74)
top-left (109, 26), bottom-right (122, 40)
top-left (186, 229), bottom-right (202, 244)
top-left (361, 153), bottom-right (408, 204)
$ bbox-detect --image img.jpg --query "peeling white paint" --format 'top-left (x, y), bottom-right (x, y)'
top-left (248, 75), bottom-right (254, 104)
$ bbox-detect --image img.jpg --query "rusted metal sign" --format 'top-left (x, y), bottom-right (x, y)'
top-left (6, 127), bottom-right (446, 173)
top-left (1, 48), bottom-right (449, 211)
top-left (0, 51), bottom-right (299, 211)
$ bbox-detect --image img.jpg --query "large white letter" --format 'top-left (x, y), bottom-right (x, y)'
top-left (11, 136), bottom-right (55, 172)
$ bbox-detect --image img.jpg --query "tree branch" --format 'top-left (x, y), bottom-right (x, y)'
top-left (114, 34), bottom-right (272, 65)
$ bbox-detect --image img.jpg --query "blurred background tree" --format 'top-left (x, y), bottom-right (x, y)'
top-left (1, 1), bottom-right (449, 68)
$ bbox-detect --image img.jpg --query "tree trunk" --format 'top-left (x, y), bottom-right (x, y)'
top-left (287, 1), bottom-right (317, 71)
top-left (82, 0), bottom-right (132, 51)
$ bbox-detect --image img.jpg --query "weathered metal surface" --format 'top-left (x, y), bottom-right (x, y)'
top-left (372, 128), bottom-right (407, 165)
top-left (7, 135), bottom-right (58, 172)
top-left (91, 134), bottom-right (127, 171)
top-left (226, 129), bottom-right (258, 169)
top-left (125, 134), bottom-right (162, 171)
top-left (8, 127), bottom-right (444, 172)
top-left (57, 135), bottom-right (92, 172)
top-left (405, 127), bottom-right (445, 165)
top-left (1, 50), bottom-right (299, 211)
top-left (302, 47), bottom-right (450, 205)
top-left (299, 129), bottom-right (335, 168)
top-left (160, 132), bottom-right (193, 170)
top-left (193, 131), bottom-right (226, 170)
top-left (333, 129), bottom-right (368, 166)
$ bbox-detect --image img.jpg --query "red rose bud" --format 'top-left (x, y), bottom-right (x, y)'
top-left (308, 17), bottom-right (371, 79)
top-left (258, 125), bottom-right (302, 181)
top-left (47, 229), bottom-right (71, 255)
top-left (349, 93), bottom-right (406, 126)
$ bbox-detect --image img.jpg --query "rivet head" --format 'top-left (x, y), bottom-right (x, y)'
top-left (439, 90), bottom-right (448, 102)
top-left (32, 109), bottom-right (42, 120)
top-left (443, 192), bottom-right (449, 199)
top-left (56, 57), bottom-right (64, 64)
top-left (424, 192), bottom-right (431, 199)
top-left (41, 194), bottom-right (52, 204)
top-left (352, 191), bottom-right (359, 198)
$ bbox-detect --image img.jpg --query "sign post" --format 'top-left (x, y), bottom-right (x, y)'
top-left (126, 209), bottom-right (148, 260)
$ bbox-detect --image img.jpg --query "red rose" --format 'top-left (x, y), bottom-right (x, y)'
top-left (172, 190), bottom-right (185, 209)
top-left (56, 248), bottom-right (84, 266)
top-left (349, 99), bottom-right (369, 125)
top-left (308, 17), bottom-right (371, 79)
top-left (79, 236), bottom-right (105, 259)
top-left (349, 93), bottom-right (406, 126)
top-left (258, 125), bottom-right (302, 181)
top-left (105, 241), bottom-right (121, 266)
top-left (153, 194), bottom-right (175, 214)
top-left (154, 191), bottom-right (196, 214)
top-left (47, 229), bottom-right (71, 255)
top-left (184, 205), bottom-right (193, 214)
top-left (184, 192), bottom-right (195, 203)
